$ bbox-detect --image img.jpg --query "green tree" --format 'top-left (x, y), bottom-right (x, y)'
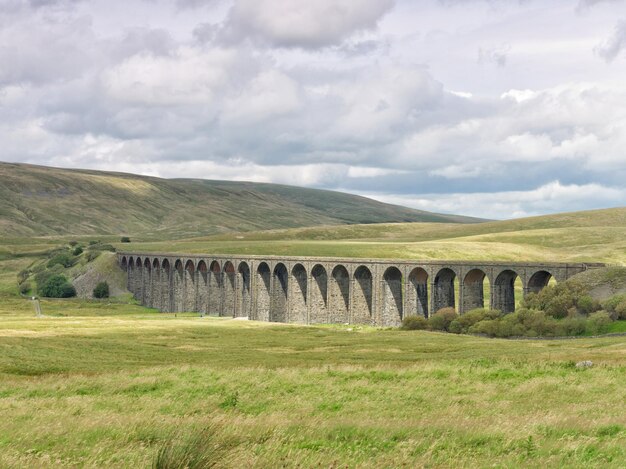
top-left (93, 282), bottom-right (110, 299)
top-left (40, 275), bottom-right (76, 298)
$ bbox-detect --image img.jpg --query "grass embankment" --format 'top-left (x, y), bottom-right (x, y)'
top-left (0, 299), bottom-right (625, 468)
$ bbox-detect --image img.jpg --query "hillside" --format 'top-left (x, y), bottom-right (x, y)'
top-left (0, 162), bottom-right (483, 238)
top-left (125, 207), bottom-right (626, 265)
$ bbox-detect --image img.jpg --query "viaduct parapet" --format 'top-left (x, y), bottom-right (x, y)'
top-left (118, 252), bottom-right (604, 327)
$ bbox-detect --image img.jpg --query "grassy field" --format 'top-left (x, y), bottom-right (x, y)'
top-left (1, 299), bottom-right (625, 468)
top-left (1, 207), bottom-right (625, 467)
top-left (124, 207), bottom-right (626, 264)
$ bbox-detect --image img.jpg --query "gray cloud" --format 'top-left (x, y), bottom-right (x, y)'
top-left (221, 0), bottom-right (395, 49)
top-left (1, 0), bottom-right (625, 219)
top-left (595, 19), bottom-right (626, 62)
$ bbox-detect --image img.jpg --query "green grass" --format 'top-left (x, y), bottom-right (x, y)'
top-left (0, 300), bottom-right (625, 467)
top-left (0, 162), bottom-right (480, 238)
top-left (0, 205), bottom-right (625, 467)
top-left (122, 207), bottom-right (626, 264)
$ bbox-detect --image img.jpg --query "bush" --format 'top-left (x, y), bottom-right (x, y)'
top-left (428, 308), bottom-right (458, 332)
top-left (47, 253), bottom-right (76, 269)
top-left (89, 240), bottom-right (99, 246)
top-left (39, 275), bottom-right (76, 298)
top-left (97, 244), bottom-right (116, 252)
top-left (72, 246), bottom-right (84, 256)
top-left (450, 308), bottom-right (503, 334)
top-left (615, 300), bottom-right (626, 320)
top-left (86, 250), bottom-right (101, 262)
top-left (586, 311), bottom-right (612, 335)
top-left (93, 281), bottom-right (110, 299)
top-left (400, 315), bottom-right (428, 330)
top-left (522, 282), bottom-right (602, 318)
top-left (69, 240), bottom-right (78, 247)
top-left (19, 282), bottom-right (31, 295)
top-left (120, 237), bottom-right (131, 243)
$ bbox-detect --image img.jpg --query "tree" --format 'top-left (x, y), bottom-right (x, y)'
top-left (40, 275), bottom-right (76, 298)
top-left (93, 282), bottom-right (110, 299)
top-left (120, 237), bottom-right (131, 243)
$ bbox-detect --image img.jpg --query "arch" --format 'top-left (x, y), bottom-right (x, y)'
top-left (433, 268), bottom-right (457, 313)
top-left (142, 258), bottom-right (152, 307)
top-left (290, 264), bottom-right (307, 324)
top-left (208, 260), bottom-right (222, 316)
top-left (236, 262), bottom-right (251, 318)
top-left (310, 264), bottom-right (328, 324)
top-left (382, 266), bottom-right (403, 326)
top-left (255, 262), bottom-right (271, 321)
top-left (196, 260), bottom-right (209, 314)
top-left (407, 267), bottom-right (429, 318)
top-left (527, 270), bottom-right (554, 295)
top-left (271, 263), bottom-right (288, 322)
top-left (462, 269), bottom-right (488, 313)
top-left (329, 265), bottom-right (350, 324)
top-left (352, 266), bottom-right (373, 324)
top-left (183, 260), bottom-right (197, 312)
top-left (223, 261), bottom-right (236, 317)
top-left (161, 259), bottom-right (172, 312)
top-left (120, 256), bottom-right (128, 270)
top-left (493, 270), bottom-right (518, 313)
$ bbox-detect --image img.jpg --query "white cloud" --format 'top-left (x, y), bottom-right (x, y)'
top-left (594, 19), bottom-right (626, 62)
top-left (1, 0), bottom-right (626, 220)
top-left (224, 0), bottom-right (395, 48)
top-left (366, 181), bottom-right (626, 220)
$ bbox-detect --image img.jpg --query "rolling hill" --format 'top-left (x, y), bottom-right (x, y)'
top-left (0, 162), bottom-right (483, 238)
top-left (125, 207), bottom-right (626, 265)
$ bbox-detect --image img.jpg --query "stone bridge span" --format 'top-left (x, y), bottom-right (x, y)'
top-left (118, 252), bottom-right (603, 327)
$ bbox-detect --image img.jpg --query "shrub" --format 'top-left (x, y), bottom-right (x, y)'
top-left (88, 240), bottom-right (99, 246)
top-left (39, 275), bottom-right (76, 298)
top-left (86, 250), bottom-right (101, 262)
top-left (452, 308), bottom-right (503, 334)
top-left (72, 246), bottom-right (84, 256)
top-left (615, 300), bottom-right (626, 320)
top-left (97, 244), bottom-right (116, 252)
top-left (47, 253), bottom-right (76, 269)
top-left (522, 282), bottom-right (598, 318)
top-left (120, 236), bottom-right (131, 243)
top-left (93, 281), bottom-right (110, 299)
top-left (603, 294), bottom-right (626, 315)
top-left (400, 315), bottom-right (428, 330)
top-left (19, 282), bottom-right (31, 295)
top-left (428, 308), bottom-right (458, 332)
top-left (586, 311), bottom-right (613, 335)
top-left (17, 269), bottom-right (29, 284)
top-left (69, 240), bottom-right (78, 247)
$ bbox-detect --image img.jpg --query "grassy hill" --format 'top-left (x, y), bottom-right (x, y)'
top-left (0, 162), bottom-right (482, 238)
top-left (125, 207), bottom-right (626, 264)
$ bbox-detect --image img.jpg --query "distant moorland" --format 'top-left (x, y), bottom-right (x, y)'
top-left (0, 162), bottom-right (483, 238)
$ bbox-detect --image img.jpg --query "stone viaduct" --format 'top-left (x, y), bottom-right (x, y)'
top-left (118, 252), bottom-right (603, 327)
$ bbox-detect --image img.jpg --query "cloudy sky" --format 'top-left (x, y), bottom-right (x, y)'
top-left (2, 0), bottom-right (626, 219)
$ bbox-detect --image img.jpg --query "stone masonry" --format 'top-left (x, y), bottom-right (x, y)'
top-left (118, 252), bottom-right (604, 327)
